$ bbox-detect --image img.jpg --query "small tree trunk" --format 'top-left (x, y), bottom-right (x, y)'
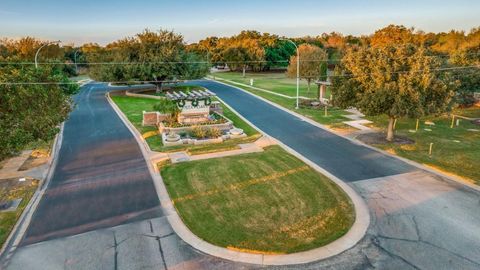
top-left (155, 82), bottom-right (163, 94)
top-left (386, 117), bottom-right (395, 142)
top-left (317, 84), bottom-right (321, 100)
top-left (242, 65), bottom-right (246, 77)
top-left (307, 79), bottom-right (311, 93)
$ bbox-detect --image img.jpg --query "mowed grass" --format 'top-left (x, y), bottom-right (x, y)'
top-left (366, 109), bottom-right (480, 183)
top-left (111, 94), bottom-right (259, 153)
top-left (213, 72), bottom-right (325, 99)
top-left (212, 73), bottom-right (351, 129)
top-left (110, 94), bottom-right (159, 134)
top-left (161, 146), bottom-right (355, 254)
top-left (213, 74), bottom-right (479, 184)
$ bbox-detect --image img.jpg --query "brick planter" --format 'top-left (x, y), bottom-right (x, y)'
top-left (158, 113), bottom-right (234, 134)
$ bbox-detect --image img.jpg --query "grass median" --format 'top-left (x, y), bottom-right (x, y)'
top-left (161, 146), bottom-right (355, 254)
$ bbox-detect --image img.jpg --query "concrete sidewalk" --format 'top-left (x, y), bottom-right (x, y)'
top-left (0, 151), bottom-right (32, 180)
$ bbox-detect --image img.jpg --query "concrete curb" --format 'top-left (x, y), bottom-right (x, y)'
top-left (106, 91), bottom-right (154, 153)
top-left (209, 78), bottom-right (480, 194)
top-left (107, 82), bottom-right (156, 89)
top-left (106, 85), bottom-right (370, 265)
top-left (0, 122), bottom-right (65, 266)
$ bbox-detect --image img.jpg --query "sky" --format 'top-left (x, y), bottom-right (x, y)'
top-left (1, 0), bottom-right (479, 45)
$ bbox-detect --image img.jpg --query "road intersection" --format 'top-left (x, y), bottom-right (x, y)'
top-left (4, 81), bottom-right (480, 270)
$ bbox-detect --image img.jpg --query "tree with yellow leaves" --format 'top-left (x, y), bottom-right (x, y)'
top-left (286, 44), bottom-right (327, 93)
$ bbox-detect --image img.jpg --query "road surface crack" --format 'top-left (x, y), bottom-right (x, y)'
top-left (372, 236), bottom-right (421, 270)
top-left (149, 220), bottom-right (154, 233)
top-left (113, 232), bottom-right (118, 270)
top-left (375, 234), bottom-right (480, 267)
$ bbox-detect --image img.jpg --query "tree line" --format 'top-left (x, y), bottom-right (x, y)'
top-left (1, 24), bottom-right (478, 154)
top-left (0, 37), bottom-right (79, 160)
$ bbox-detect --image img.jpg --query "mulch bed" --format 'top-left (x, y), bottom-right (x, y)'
top-left (471, 119), bottom-right (480, 126)
top-left (357, 132), bottom-right (415, 145)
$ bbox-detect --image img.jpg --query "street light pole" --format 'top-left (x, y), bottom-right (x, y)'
top-left (280, 38), bottom-right (300, 109)
top-left (74, 49), bottom-right (80, 74)
top-left (35, 40), bottom-right (61, 69)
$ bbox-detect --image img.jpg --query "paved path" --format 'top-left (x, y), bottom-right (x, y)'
top-left (5, 81), bottom-right (480, 269)
top-left (19, 84), bottom-right (163, 245)
top-left (0, 151), bottom-right (32, 179)
top-left (196, 80), bottom-right (415, 182)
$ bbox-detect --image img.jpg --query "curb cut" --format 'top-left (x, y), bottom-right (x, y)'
top-left (208, 78), bottom-right (480, 194)
top-left (106, 85), bottom-right (370, 265)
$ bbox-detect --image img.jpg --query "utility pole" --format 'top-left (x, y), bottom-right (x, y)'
top-left (74, 49), bottom-right (80, 74)
top-left (280, 38), bottom-right (300, 109)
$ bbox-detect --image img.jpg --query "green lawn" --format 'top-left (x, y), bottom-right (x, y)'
top-left (365, 111), bottom-right (480, 183)
top-left (211, 73), bottom-right (351, 129)
top-left (454, 106), bottom-right (480, 119)
top-left (212, 74), bottom-right (480, 184)
top-left (213, 72), bottom-right (327, 99)
top-left (110, 93), bottom-right (259, 153)
top-left (161, 146), bottom-right (355, 254)
top-left (0, 179), bottom-right (39, 247)
top-left (110, 94), bottom-right (160, 134)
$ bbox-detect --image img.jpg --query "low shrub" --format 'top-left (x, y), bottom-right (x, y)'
top-left (191, 126), bottom-right (207, 139)
top-left (207, 127), bottom-right (222, 138)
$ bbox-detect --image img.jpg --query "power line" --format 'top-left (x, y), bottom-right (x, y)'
top-left (1, 65), bottom-right (478, 85)
top-left (1, 51), bottom-right (479, 65)
top-left (325, 65), bottom-right (480, 78)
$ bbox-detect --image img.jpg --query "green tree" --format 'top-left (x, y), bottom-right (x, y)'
top-left (264, 40), bottom-right (296, 69)
top-left (0, 66), bottom-right (76, 160)
top-left (331, 44), bottom-right (455, 141)
top-left (153, 99), bottom-right (180, 125)
top-left (222, 38), bottom-right (265, 77)
top-left (0, 37), bottom-right (79, 160)
top-left (87, 29), bottom-right (209, 92)
top-left (286, 44), bottom-right (328, 93)
top-left (446, 27), bottom-right (480, 106)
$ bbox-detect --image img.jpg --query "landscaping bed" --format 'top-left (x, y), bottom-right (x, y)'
top-left (357, 133), bottom-right (415, 145)
top-left (161, 146), bottom-right (355, 254)
top-left (110, 92), bottom-right (259, 153)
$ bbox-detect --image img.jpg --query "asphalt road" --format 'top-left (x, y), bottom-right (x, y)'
top-left (21, 83), bottom-right (163, 245)
top-left (6, 81), bottom-right (480, 270)
top-left (194, 80), bottom-right (415, 182)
